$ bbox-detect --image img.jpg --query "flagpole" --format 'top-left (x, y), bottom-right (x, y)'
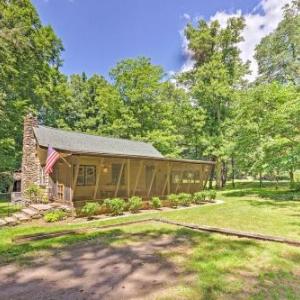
top-left (60, 155), bottom-right (71, 168)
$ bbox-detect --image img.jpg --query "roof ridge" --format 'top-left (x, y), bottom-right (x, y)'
top-left (37, 125), bottom-right (152, 146)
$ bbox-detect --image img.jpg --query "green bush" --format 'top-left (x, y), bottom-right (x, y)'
top-left (44, 210), bottom-right (66, 222)
top-left (178, 193), bottom-right (192, 206)
top-left (104, 198), bottom-right (125, 216)
top-left (128, 196), bottom-right (142, 213)
top-left (25, 183), bottom-right (44, 203)
top-left (207, 190), bottom-right (217, 201)
top-left (167, 194), bottom-right (179, 208)
top-left (193, 191), bottom-right (206, 204)
top-left (81, 202), bottom-right (100, 217)
top-left (150, 197), bottom-right (161, 209)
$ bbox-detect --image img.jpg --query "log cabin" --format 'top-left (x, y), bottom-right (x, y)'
top-left (21, 114), bottom-right (214, 208)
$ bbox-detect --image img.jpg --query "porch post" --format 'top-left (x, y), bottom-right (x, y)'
top-left (93, 158), bottom-right (104, 200)
top-left (127, 159), bottom-right (130, 198)
top-left (71, 163), bottom-right (80, 201)
top-left (175, 168), bottom-right (184, 194)
top-left (162, 162), bottom-right (170, 196)
top-left (147, 163), bottom-right (157, 198)
top-left (133, 160), bottom-right (143, 195)
top-left (167, 162), bottom-right (171, 195)
top-left (114, 160), bottom-right (125, 197)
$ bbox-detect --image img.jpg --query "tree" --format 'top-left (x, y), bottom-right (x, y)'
top-left (110, 57), bottom-right (188, 157)
top-left (180, 17), bottom-right (248, 188)
top-left (232, 83), bottom-right (300, 187)
top-left (255, 0), bottom-right (300, 85)
top-left (0, 0), bottom-right (63, 171)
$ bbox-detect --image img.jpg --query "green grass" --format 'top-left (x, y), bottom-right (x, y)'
top-left (159, 181), bottom-right (300, 240)
top-left (0, 200), bottom-right (22, 218)
top-left (1, 181), bottom-right (300, 299)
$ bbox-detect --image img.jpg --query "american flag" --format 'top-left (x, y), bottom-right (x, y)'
top-left (45, 146), bottom-right (60, 174)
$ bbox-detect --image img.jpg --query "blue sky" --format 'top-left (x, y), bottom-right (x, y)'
top-left (32, 0), bottom-right (287, 79)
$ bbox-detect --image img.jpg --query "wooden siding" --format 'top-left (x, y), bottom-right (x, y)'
top-left (37, 148), bottom-right (213, 205)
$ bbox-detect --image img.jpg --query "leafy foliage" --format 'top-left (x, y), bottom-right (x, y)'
top-left (104, 198), bottom-right (125, 216)
top-left (150, 197), bottom-right (161, 209)
top-left (44, 210), bottom-right (66, 223)
top-left (0, 0), bottom-right (299, 191)
top-left (167, 194), bottom-right (179, 208)
top-left (81, 202), bottom-right (100, 217)
top-left (127, 196), bottom-right (142, 213)
top-left (24, 183), bottom-right (46, 203)
top-left (193, 191), bottom-right (206, 203)
top-left (255, 1), bottom-right (300, 85)
top-left (207, 190), bottom-right (217, 201)
top-left (178, 193), bottom-right (193, 206)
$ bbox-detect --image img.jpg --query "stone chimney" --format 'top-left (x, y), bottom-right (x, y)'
top-left (21, 113), bottom-right (40, 199)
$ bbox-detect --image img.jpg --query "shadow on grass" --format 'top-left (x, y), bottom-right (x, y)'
top-left (1, 223), bottom-right (299, 299)
top-left (0, 223), bottom-right (267, 299)
top-left (222, 181), bottom-right (300, 207)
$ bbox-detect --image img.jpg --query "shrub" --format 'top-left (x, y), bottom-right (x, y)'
top-left (104, 198), bottom-right (125, 216)
top-left (25, 183), bottom-right (43, 203)
top-left (81, 202), bottom-right (100, 218)
top-left (167, 194), bottom-right (179, 208)
top-left (44, 210), bottom-right (66, 222)
top-left (207, 190), bottom-right (217, 201)
top-left (193, 191), bottom-right (206, 204)
top-left (150, 197), bottom-right (161, 209)
top-left (178, 193), bottom-right (192, 206)
top-left (128, 196), bottom-right (142, 213)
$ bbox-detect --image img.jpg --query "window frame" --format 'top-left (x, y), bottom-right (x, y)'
top-left (75, 165), bottom-right (96, 186)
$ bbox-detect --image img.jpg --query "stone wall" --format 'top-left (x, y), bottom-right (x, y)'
top-left (21, 114), bottom-right (40, 200)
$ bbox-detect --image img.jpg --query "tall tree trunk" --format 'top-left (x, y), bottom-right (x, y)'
top-left (275, 175), bottom-right (279, 190)
top-left (209, 163), bottom-right (215, 189)
top-left (215, 157), bottom-right (222, 189)
top-left (259, 171), bottom-right (263, 188)
top-left (289, 169), bottom-right (295, 189)
top-left (231, 156), bottom-right (235, 188)
top-left (221, 160), bottom-right (227, 188)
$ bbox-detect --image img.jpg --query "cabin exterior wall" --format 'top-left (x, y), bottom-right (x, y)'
top-left (43, 154), bottom-right (212, 207)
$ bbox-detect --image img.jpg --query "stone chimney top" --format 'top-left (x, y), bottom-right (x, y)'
top-left (24, 113), bottom-right (38, 128)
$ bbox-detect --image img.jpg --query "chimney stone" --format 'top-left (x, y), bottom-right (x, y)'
top-left (21, 113), bottom-right (40, 200)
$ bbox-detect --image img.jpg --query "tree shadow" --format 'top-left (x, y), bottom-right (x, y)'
top-left (0, 227), bottom-right (190, 299)
top-left (0, 225), bottom-right (265, 299)
top-left (2, 223), bottom-right (298, 299)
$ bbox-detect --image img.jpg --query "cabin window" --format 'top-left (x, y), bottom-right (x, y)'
top-left (111, 164), bottom-right (125, 185)
top-left (76, 165), bottom-right (96, 186)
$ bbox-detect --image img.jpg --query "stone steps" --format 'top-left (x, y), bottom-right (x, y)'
top-left (4, 216), bottom-right (19, 226)
top-left (22, 208), bottom-right (41, 218)
top-left (14, 212), bottom-right (31, 222)
top-left (0, 203), bottom-right (73, 228)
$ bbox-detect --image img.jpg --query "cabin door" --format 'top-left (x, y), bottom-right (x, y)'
top-left (56, 163), bottom-right (71, 202)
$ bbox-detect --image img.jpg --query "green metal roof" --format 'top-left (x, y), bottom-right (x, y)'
top-left (34, 126), bottom-right (163, 158)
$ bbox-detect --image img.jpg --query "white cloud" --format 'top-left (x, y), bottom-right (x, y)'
top-left (179, 0), bottom-right (292, 80)
top-left (179, 29), bottom-right (195, 72)
top-left (182, 13), bottom-right (191, 21)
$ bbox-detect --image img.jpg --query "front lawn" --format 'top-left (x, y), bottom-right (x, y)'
top-left (1, 181), bottom-right (300, 299)
top-left (0, 200), bottom-right (22, 218)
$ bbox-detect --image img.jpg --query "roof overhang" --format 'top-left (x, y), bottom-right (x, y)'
top-left (38, 145), bottom-right (215, 165)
